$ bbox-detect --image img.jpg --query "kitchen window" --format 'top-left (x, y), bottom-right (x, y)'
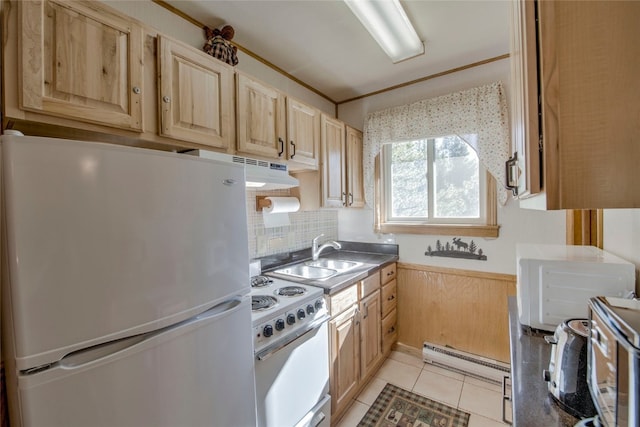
top-left (375, 135), bottom-right (499, 237)
top-left (365, 82), bottom-right (509, 238)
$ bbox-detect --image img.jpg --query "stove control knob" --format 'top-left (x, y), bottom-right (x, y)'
top-left (306, 304), bottom-right (315, 315)
top-left (275, 319), bottom-right (285, 331)
top-left (315, 300), bottom-right (323, 310)
top-left (297, 309), bottom-right (306, 320)
top-left (287, 313), bottom-right (296, 325)
top-left (263, 324), bottom-right (273, 338)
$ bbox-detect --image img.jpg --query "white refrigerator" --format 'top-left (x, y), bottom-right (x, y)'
top-left (0, 134), bottom-right (257, 427)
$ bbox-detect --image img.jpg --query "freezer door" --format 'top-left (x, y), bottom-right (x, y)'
top-left (15, 297), bottom-right (257, 427)
top-left (1, 135), bottom-right (250, 370)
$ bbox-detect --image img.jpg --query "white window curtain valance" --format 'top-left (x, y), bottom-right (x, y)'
top-left (363, 81), bottom-right (510, 206)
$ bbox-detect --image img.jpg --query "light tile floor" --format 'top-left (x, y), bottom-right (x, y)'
top-left (335, 351), bottom-right (510, 427)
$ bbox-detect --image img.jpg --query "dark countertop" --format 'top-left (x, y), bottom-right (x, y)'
top-left (508, 297), bottom-right (579, 426)
top-left (259, 241), bottom-right (399, 295)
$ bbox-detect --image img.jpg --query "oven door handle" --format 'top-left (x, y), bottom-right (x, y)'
top-left (256, 314), bottom-right (330, 361)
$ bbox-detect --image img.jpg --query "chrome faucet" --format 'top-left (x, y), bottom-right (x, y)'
top-left (311, 234), bottom-right (341, 261)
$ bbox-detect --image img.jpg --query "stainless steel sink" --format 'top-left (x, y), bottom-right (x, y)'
top-left (305, 259), bottom-right (361, 272)
top-left (271, 259), bottom-right (363, 280)
top-left (272, 264), bottom-right (337, 280)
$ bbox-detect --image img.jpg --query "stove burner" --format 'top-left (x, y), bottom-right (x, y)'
top-left (251, 275), bottom-right (273, 288)
top-left (252, 295), bottom-right (278, 311)
top-left (275, 286), bottom-right (307, 297)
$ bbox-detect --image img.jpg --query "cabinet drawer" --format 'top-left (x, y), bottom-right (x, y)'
top-left (328, 284), bottom-right (358, 317)
top-left (381, 279), bottom-right (397, 318)
top-left (382, 308), bottom-right (397, 355)
top-left (381, 263), bottom-right (396, 285)
top-left (359, 271), bottom-right (380, 299)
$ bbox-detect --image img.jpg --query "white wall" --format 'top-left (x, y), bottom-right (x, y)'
top-left (604, 209), bottom-right (640, 289)
top-left (337, 58), bottom-right (566, 275)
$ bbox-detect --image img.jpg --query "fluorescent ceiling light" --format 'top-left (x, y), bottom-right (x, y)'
top-left (345, 0), bottom-right (424, 63)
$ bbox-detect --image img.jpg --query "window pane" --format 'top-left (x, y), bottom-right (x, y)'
top-left (390, 140), bottom-right (428, 217)
top-left (433, 136), bottom-right (479, 218)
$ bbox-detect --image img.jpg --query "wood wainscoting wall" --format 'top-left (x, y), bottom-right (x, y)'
top-left (396, 263), bottom-right (516, 363)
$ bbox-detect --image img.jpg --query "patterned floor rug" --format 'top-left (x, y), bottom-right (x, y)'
top-left (357, 383), bottom-right (470, 427)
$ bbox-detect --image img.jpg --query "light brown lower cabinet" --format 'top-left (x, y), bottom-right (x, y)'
top-left (359, 290), bottom-right (382, 381)
top-left (329, 265), bottom-right (397, 423)
top-left (329, 304), bottom-right (361, 417)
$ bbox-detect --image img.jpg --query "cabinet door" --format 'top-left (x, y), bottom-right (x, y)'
top-left (20, 0), bottom-right (143, 131)
top-left (329, 306), bottom-right (360, 415)
top-left (321, 115), bottom-right (346, 208)
top-left (360, 291), bottom-right (382, 381)
top-left (346, 126), bottom-right (365, 208)
top-left (286, 98), bottom-right (320, 169)
top-left (158, 35), bottom-right (234, 149)
top-left (236, 73), bottom-right (286, 159)
top-left (514, 0), bottom-right (640, 209)
top-left (537, 1), bottom-right (640, 209)
top-left (509, 0), bottom-right (541, 199)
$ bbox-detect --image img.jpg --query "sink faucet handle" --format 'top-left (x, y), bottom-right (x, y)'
top-left (312, 234), bottom-right (325, 245)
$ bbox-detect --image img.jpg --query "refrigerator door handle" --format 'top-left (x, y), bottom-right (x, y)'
top-left (48, 298), bottom-right (245, 372)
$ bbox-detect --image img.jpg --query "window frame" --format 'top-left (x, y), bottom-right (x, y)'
top-left (374, 139), bottom-right (499, 238)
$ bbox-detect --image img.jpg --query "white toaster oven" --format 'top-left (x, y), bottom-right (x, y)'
top-left (516, 244), bottom-right (635, 332)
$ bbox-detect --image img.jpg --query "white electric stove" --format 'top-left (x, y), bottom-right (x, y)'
top-left (249, 270), bottom-right (331, 427)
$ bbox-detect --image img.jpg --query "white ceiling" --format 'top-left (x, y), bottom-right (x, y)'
top-left (164, 0), bottom-right (511, 103)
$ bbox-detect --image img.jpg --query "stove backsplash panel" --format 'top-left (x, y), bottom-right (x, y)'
top-left (246, 189), bottom-right (338, 258)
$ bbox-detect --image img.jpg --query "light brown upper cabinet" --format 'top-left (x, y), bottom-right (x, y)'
top-left (345, 126), bottom-right (365, 208)
top-left (510, 0), bottom-right (640, 209)
top-left (236, 72), bottom-right (286, 159)
top-left (158, 35), bottom-right (235, 150)
top-left (321, 115), bottom-right (347, 207)
top-left (286, 97), bottom-right (321, 170)
top-left (236, 73), bottom-right (320, 170)
top-left (19, 0), bottom-right (143, 131)
top-left (320, 115), bottom-right (365, 208)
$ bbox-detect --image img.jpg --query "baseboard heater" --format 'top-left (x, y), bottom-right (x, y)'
top-left (422, 342), bottom-right (510, 385)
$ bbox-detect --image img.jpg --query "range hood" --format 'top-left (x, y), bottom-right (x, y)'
top-left (186, 150), bottom-right (299, 189)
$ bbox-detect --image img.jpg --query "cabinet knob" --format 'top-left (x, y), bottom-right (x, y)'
top-left (162, 96), bottom-right (171, 103)
top-left (387, 295), bottom-right (395, 301)
top-left (132, 86), bottom-right (141, 95)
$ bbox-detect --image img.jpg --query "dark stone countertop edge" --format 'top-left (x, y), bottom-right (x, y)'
top-left (508, 297), bottom-right (580, 427)
top-left (257, 241), bottom-right (399, 295)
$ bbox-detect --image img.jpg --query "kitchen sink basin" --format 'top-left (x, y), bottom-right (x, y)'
top-left (305, 259), bottom-right (361, 272)
top-left (271, 259), bottom-right (363, 281)
top-left (272, 264), bottom-right (337, 280)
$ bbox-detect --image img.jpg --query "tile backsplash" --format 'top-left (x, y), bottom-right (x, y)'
top-left (246, 189), bottom-right (338, 259)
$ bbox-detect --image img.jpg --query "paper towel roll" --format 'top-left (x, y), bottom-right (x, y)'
top-left (263, 197), bottom-right (300, 213)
